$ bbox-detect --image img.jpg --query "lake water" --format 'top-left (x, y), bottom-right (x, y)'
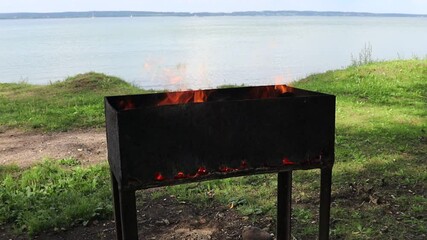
top-left (0, 16), bottom-right (426, 90)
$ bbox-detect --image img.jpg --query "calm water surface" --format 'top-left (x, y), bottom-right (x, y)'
top-left (0, 16), bottom-right (426, 89)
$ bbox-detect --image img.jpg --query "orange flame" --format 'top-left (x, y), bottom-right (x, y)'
top-left (250, 84), bottom-right (292, 99)
top-left (194, 90), bottom-right (208, 103)
top-left (157, 90), bottom-right (210, 106)
top-left (156, 84), bottom-right (292, 107)
top-left (274, 84), bottom-right (289, 94)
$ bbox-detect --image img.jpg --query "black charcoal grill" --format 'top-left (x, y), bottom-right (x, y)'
top-left (105, 85), bottom-right (335, 240)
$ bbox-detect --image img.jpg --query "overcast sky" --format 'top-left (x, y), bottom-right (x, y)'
top-left (1, 0), bottom-right (426, 14)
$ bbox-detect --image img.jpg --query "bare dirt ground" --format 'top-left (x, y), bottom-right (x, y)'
top-left (0, 129), bottom-right (275, 239)
top-left (1, 193), bottom-right (275, 240)
top-left (0, 129), bottom-right (107, 167)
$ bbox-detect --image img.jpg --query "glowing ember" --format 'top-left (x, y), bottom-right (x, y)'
top-left (174, 172), bottom-right (186, 179)
top-left (219, 166), bottom-right (236, 172)
top-left (118, 99), bottom-right (135, 110)
top-left (282, 158), bottom-right (295, 165)
top-left (197, 166), bottom-right (207, 175)
top-left (157, 90), bottom-right (210, 106)
top-left (154, 172), bottom-right (165, 181)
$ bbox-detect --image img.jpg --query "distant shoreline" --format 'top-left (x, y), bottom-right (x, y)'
top-left (1, 10), bottom-right (426, 20)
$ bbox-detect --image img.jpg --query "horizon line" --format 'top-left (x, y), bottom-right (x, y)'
top-left (0, 9), bottom-right (426, 16)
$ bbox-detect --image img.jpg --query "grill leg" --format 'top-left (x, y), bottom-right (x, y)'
top-left (118, 188), bottom-right (138, 240)
top-left (111, 172), bottom-right (123, 240)
top-left (319, 167), bottom-right (333, 240)
top-left (277, 171), bottom-right (292, 240)
top-left (111, 172), bottom-right (139, 240)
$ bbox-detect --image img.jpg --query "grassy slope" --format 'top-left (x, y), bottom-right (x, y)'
top-left (0, 73), bottom-right (143, 235)
top-left (292, 60), bottom-right (426, 238)
top-left (0, 60), bottom-right (426, 238)
top-left (0, 72), bottom-right (145, 131)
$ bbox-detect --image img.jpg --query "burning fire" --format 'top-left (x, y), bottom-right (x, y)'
top-left (157, 90), bottom-right (210, 106)
top-left (156, 84), bottom-right (292, 107)
top-left (161, 166), bottom-right (209, 181)
top-left (250, 84), bottom-right (292, 99)
top-left (274, 84), bottom-right (289, 94)
top-left (155, 157), bottom-right (300, 181)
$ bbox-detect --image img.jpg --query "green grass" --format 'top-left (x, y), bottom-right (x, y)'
top-left (0, 72), bottom-right (146, 131)
top-left (0, 160), bottom-right (111, 236)
top-left (0, 60), bottom-right (426, 238)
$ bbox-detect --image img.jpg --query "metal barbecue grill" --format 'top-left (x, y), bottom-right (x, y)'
top-left (105, 85), bottom-right (335, 240)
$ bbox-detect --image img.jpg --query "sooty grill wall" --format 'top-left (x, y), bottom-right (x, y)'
top-left (105, 85), bottom-right (335, 240)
